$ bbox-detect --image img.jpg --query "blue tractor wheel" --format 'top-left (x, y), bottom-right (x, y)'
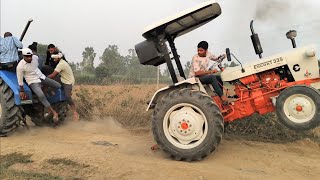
top-left (0, 78), bottom-right (24, 135)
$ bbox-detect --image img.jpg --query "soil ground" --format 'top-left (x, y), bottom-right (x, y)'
top-left (1, 117), bottom-right (320, 180)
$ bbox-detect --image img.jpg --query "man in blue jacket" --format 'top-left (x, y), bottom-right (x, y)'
top-left (0, 32), bottom-right (23, 71)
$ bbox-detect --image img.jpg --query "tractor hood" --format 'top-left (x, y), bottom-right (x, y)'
top-left (142, 0), bottom-right (221, 40)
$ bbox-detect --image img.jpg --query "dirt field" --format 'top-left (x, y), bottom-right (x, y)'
top-left (1, 117), bottom-right (320, 180)
top-left (1, 85), bottom-right (320, 179)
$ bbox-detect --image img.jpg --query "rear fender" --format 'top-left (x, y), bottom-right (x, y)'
top-left (146, 78), bottom-right (207, 111)
top-left (0, 70), bottom-right (33, 105)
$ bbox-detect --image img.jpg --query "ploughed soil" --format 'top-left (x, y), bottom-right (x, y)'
top-left (1, 116), bottom-right (320, 180)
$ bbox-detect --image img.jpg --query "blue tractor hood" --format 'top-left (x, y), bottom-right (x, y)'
top-left (0, 70), bottom-right (33, 105)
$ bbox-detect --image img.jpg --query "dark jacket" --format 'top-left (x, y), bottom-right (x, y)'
top-left (45, 50), bottom-right (67, 68)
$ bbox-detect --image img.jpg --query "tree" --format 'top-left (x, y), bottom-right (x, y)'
top-left (36, 43), bottom-right (48, 67)
top-left (223, 61), bottom-right (239, 67)
top-left (124, 49), bottom-right (157, 82)
top-left (37, 43), bottom-right (48, 58)
top-left (229, 61), bottom-right (238, 67)
top-left (69, 62), bottom-right (77, 73)
top-left (81, 47), bottom-right (96, 74)
top-left (95, 65), bottom-right (110, 79)
top-left (99, 45), bottom-right (125, 75)
top-left (69, 62), bottom-right (81, 75)
top-left (124, 49), bottom-right (141, 79)
top-left (184, 61), bottom-right (191, 76)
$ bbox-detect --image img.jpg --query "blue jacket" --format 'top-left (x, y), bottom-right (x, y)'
top-left (0, 36), bottom-right (23, 63)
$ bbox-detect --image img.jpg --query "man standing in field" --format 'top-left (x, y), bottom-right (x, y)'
top-left (48, 52), bottom-right (79, 121)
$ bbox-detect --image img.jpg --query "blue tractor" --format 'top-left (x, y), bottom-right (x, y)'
top-left (0, 19), bottom-right (69, 136)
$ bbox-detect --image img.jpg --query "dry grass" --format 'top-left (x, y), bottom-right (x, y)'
top-left (72, 84), bottom-right (320, 143)
top-left (73, 84), bottom-right (163, 127)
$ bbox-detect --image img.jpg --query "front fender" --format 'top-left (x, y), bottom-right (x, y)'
top-left (0, 70), bottom-right (33, 105)
top-left (146, 78), bottom-right (207, 111)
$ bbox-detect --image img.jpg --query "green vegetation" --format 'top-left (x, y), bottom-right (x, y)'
top-left (0, 152), bottom-right (33, 169)
top-left (0, 153), bottom-right (61, 180)
top-left (47, 158), bottom-right (89, 168)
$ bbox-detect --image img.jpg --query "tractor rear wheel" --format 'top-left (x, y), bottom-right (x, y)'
top-left (276, 85), bottom-right (320, 131)
top-left (152, 88), bottom-right (224, 161)
top-left (0, 78), bottom-right (23, 135)
top-left (55, 101), bottom-right (69, 122)
top-left (42, 102), bottom-right (69, 125)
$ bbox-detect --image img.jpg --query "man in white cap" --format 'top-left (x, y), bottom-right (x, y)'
top-left (16, 48), bottom-right (61, 124)
top-left (48, 52), bottom-right (79, 122)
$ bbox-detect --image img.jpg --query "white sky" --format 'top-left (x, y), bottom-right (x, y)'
top-left (1, 0), bottom-right (320, 69)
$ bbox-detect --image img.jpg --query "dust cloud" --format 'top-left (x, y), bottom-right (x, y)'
top-left (11, 116), bottom-right (126, 139)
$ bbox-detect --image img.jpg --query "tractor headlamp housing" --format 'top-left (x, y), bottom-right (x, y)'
top-left (305, 48), bottom-right (316, 57)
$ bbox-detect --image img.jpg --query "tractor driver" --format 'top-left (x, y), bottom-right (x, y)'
top-left (189, 41), bottom-right (230, 104)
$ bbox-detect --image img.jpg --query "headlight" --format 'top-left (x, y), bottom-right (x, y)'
top-left (305, 48), bottom-right (316, 57)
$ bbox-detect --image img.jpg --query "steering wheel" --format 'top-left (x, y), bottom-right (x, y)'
top-left (213, 54), bottom-right (227, 72)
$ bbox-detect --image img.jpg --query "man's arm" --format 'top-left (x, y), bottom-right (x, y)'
top-left (16, 64), bottom-right (24, 87)
top-left (195, 69), bottom-right (218, 77)
top-left (47, 71), bottom-right (59, 79)
top-left (12, 37), bottom-right (23, 49)
top-left (16, 62), bottom-right (28, 99)
top-left (48, 62), bottom-right (62, 79)
top-left (207, 51), bottom-right (219, 61)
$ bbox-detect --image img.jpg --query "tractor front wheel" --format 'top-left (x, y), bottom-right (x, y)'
top-left (152, 88), bottom-right (224, 161)
top-left (276, 85), bottom-right (320, 131)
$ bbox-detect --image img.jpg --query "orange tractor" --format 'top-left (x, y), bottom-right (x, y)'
top-left (135, 0), bottom-right (320, 161)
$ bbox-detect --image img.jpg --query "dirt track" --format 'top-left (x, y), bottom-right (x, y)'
top-left (1, 118), bottom-right (320, 180)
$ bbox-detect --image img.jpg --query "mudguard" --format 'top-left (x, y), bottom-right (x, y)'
top-left (146, 78), bottom-right (207, 111)
top-left (0, 70), bottom-right (33, 105)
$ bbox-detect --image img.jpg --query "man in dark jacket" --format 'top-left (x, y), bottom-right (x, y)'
top-left (45, 44), bottom-right (66, 68)
top-left (42, 44), bottom-right (66, 76)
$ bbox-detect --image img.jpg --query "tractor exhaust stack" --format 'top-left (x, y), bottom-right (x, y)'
top-left (286, 30), bottom-right (297, 48)
top-left (20, 19), bottom-right (33, 41)
top-left (250, 20), bottom-right (263, 59)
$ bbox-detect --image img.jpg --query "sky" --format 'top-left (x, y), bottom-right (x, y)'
top-left (1, 0), bottom-right (320, 69)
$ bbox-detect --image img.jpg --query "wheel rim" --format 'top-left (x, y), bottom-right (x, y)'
top-left (163, 103), bottom-right (208, 150)
top-left (283, 94), bottom-right (316, 123)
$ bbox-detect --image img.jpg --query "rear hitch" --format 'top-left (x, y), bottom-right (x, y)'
top-left (150, 144), bottom-right (159, 151)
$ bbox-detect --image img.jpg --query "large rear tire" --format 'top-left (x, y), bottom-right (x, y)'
top-left (152, 88), bottom-right (224, 161)
top-left (55, 101), bottom-right (68, 122)
top-left (276, 85), bottom-right (320, 131)
top-left (0, 78), bottom-right (23, 134)
top-left (42, 102), bottom-right (69, 125)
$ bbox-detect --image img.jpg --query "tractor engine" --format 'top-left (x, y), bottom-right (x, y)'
top-left (238, 70), bottom-right (282, 90)
top-left (229, 70), bottom-right (287, 121)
